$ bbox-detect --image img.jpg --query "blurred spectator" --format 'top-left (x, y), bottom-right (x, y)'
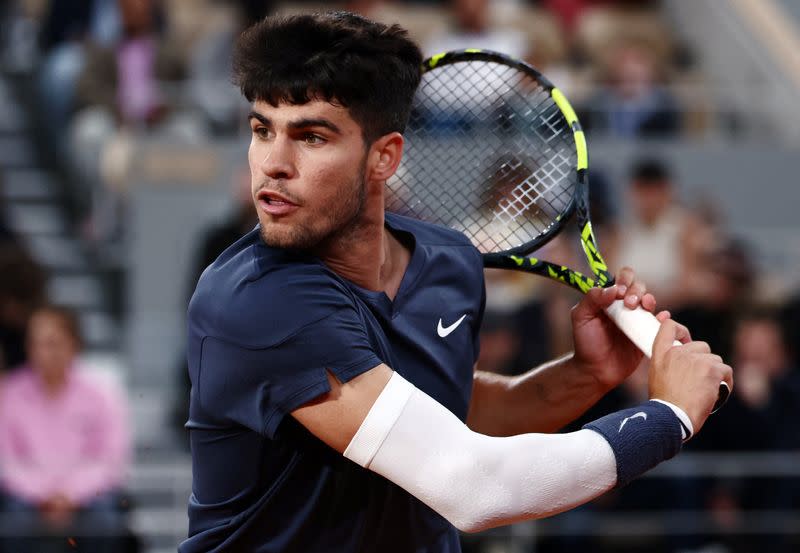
top-left (579, 38), bottom-right (681, 138)
top-left (696, 308), bottom-right (800, 452)
top-left (541, 0), bottom-right (614, 37)
top-left (423, 0), bottom-right (527, 57)
top-left (0, 305), bottom-right (132, 553)
top-left (188, 0), bottom-right (271, 135)
top-left (0, 2), bottom-right (14, 34)
top-left (520, 20), bottom-right (572, 97)
top-left (414, 0), bottom-right (530, 133)
top-left (0, 0), bottom-right (41, 72)
top-left (733, 311), bottom-right (800, 445)
top-left (0, 244), bottom-right (47, 372)
top-left (0, 177), bottom-right (17, 245)
top-left (686, 308), bottom-right (800, 553)
top-left (37, 0), bottom-right (121, 128)
top-left (615, 158), bottom-right (707, 309)
top-left (672, 238), bottom-right (754, 362)
top-left (425, 0), bottom-right (528, 59)
top-left (69, 0), bottom-right (198, 246)
top-left (0, 175), bottom-right (46, 372)
top-left (73, 0), bottom-right (179, 125)
top-left (779, 292), bottom-right (800, 369)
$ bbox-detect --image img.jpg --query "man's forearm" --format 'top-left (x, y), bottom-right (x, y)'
top-left (346, 372), bottom-right (684, 534)
top-left (467, 354), bottom-right (612, 436)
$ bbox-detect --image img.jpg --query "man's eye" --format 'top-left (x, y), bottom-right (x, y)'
top-left (304, 134), bottom-right (325, 145)
top-left (254, 127), bottom-right (269, 138)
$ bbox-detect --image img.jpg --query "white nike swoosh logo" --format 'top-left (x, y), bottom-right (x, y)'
top-left (618, 412), bottom-right (647, 433)
top-left (437, 314), bottom-right (467, 338)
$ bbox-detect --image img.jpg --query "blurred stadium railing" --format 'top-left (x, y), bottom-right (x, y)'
top-left (122, 452), bottom-right (800, 553)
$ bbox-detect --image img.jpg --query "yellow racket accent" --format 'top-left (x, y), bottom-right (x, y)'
top-left (510, 255), bottom-right (539, 266)
top-left (551, 88), bottom-right (588, 170)
top-left (428, 53), bottom-right (446, 69)
top-left (546, 265), bottom-right (595, 293)
top-left (573, 130), bottom-right (588, 171)
top-left (551, 88), bottom-right (578, 125)
top-left (580, 222), bottom-right (610, 284)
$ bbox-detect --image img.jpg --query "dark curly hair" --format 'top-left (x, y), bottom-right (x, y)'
top-left (232, 11), bottom-right (423, 142)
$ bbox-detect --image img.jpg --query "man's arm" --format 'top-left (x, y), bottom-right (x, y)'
top-left (291, 322), bottom-right (732, 533)
top-left (292, 365), bottom-right (393, 452)
top-left (469, 269), bottom-right (671, 436)
top-left (293, 362), bottom-right (618, 533)
top-left (467, 354), bottom-right (607, 436)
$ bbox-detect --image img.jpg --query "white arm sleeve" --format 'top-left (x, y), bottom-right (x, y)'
top-left (343, 372), bottom-right (617, 533)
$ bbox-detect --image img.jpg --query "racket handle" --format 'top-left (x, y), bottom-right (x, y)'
top-left (604, 300), bottom-right (730, 414)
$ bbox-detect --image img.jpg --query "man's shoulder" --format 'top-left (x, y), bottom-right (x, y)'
top-left (386, 212), bottom-right (475, 249)
top-left (189, 228), bottom-right (353, 347)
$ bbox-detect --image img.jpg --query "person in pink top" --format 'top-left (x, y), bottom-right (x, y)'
top-left (0, 305), bottom-right (131, 553)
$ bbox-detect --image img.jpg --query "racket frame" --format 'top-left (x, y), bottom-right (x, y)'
top-left (417, 50), bottom-right (729, 412)
top-left (421, 49), bottom-right (614, 294)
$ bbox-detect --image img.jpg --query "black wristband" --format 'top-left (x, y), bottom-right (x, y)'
top-left (583, 400), bottom-right (683, 488)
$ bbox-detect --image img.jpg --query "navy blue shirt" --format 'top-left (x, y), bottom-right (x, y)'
top-left (181, 212), bottom-right (485, 552)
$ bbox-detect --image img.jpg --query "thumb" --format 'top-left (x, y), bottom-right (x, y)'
top-left (652, 318), bottom-right (678, 362)
top-left (572, 285), bottom-right (618, 325)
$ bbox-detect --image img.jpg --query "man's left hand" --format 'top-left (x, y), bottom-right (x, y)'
top-left (570, 267), bottom-right (688, 391)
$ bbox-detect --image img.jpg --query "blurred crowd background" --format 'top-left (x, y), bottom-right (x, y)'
top-left (0, 0), bottom-right (798, 551)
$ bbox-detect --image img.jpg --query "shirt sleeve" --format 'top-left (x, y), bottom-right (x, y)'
top-left (190, 270), bottom-right (382, 439)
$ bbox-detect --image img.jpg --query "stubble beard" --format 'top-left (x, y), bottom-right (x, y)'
top-left (259, 159), bottom-right (368, 251)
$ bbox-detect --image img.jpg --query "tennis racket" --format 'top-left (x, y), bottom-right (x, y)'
top-left (388, 49), bottom-right (729, 412)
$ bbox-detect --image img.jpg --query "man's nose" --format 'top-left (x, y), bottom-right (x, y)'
top-left (260, 136), bottom-right (296, 180)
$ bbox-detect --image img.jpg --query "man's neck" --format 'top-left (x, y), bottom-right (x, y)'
top-left (379, 224), bottom-right (411, 300)
top-left (317, 211), bottom-right (410, 300)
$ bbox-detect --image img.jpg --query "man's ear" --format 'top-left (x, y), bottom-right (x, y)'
top-left (367, 132), bottom-right (404, 182)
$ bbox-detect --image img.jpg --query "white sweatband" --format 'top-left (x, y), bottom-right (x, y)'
top-left (344, 372), bottom-right (617, 533)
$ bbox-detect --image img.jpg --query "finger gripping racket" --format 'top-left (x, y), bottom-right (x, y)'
top-left (389, 49), bottom-right (728, 412)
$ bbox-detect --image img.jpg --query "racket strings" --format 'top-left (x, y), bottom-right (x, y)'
top-left (389, 59), bottom-right (577, 253)
top-left (493, 149), bottom-right (571, 226)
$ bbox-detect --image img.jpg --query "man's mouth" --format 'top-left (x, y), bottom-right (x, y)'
top-left (257, 189), bottom-right (299, 216)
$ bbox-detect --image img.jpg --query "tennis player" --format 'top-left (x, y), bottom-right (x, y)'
top-left (180, 12), bottom-right (732, 552)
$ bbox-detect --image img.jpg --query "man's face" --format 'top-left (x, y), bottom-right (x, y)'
top-left (248, 99), bottom-right (369, 250)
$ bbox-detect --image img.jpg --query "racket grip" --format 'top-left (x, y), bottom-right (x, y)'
top-left (604, 300), bottom-right (730, 413)
top-left (604, 300), bottom-right (678, 357)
